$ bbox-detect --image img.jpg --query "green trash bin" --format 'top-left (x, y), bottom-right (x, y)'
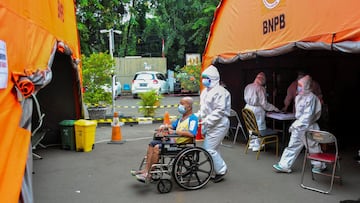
top-left (59, 120), bottom-right (76, 150)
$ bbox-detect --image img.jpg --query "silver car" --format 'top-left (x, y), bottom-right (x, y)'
top-left (131, 71), bottom-right (169, 98)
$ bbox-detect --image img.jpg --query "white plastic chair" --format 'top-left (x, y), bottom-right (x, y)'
top-left (222, 109), bottom-right (247, 147)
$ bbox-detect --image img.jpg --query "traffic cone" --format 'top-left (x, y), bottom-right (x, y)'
top-left (108, 112), bottom-right (125, 144)
top-left (196, 120), bottom-right (204, 141)
top-left (163, 111), bottom-right (171, 125)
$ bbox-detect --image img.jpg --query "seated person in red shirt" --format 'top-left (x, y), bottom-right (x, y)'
top-left (282, 70), bottom-right (323, 113)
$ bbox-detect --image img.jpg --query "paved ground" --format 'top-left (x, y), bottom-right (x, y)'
top-left (32, 123), bottom-right (360, 203)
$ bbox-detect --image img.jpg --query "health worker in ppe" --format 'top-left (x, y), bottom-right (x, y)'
top-left (273, 75), bottom-right (326, 173)
top-left (244, 72), bottom-right (280, 151)
top-left (199, 65), bottom-right (231, 183)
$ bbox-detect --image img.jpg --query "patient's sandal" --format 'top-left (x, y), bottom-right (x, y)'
top-left (131, 169), bottom-right (147, 176)
top-left (136, 173), bottom-right (149, 183)
top-left (130, 169), bottom-right (142, 176)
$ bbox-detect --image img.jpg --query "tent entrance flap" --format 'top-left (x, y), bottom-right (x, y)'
top-left (34, 51), bottom-right (82, 145)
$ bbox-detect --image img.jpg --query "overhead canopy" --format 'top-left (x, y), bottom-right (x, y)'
top-left (0, 1), bottom-right (82, 202)
top-left (203, 0), bottom-right (360, 68)
top-left (202, 0), bottom-right (360, 147)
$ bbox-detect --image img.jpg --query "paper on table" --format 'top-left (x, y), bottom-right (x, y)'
top-left (266, 112), bottom-right (296, 120)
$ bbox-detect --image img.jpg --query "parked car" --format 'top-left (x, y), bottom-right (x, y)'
top-left (101, 81), bottom-right (122, 99)
top-left (131, 71), bottom-right (169, 98)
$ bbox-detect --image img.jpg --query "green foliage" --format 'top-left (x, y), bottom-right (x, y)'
top-left (82, 52), bottom-right (115, 106)
top-left (76, 0), bottom-right (128, 56)
top-left (154, 0), bottom-right (219, 67)
top-left (176, 64), bottom-right (201, 93)
top-left (137, 89), bottom-right (163, 117)
top-left (76, 0), bottom-right (219, 68)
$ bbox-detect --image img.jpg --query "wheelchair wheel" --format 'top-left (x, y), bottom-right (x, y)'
top-left (172, 147), bottom-right (214, 190)
top-left (157, 179), bottom-right (172, 193)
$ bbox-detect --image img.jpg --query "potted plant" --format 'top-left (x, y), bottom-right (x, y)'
top-left (81, 52), bottom-right (115, 119)
top-left (137, 89), bottom-right (163, 117)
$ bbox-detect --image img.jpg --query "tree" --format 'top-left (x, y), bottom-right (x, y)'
top-left (151, 0), bottom-right (219, 68)
top-left (82, 52), bottom-right (115, 106)
top-left (76, 0), bottom-right (220, 69)
top-left (76, 0), bottom-right (128, 56)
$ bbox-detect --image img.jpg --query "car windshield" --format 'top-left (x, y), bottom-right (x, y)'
top-left (136, 73), bottom-right (153, 80)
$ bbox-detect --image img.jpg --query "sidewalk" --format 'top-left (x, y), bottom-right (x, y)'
top-left (32, 124), bottom-right (360, 203)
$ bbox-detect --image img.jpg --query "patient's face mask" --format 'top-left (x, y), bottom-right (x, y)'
top-left (178, 104), bottom-right (186, 114)
top-left (297, 86), bottom-right (303, 93)
top-left (202, 78), bottom-right (211, 88)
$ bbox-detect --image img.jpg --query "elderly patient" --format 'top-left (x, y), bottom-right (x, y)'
top-left (131, 96), bottom-right (198, 182)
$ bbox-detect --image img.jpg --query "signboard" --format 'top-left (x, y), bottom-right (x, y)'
top-left (186, 53), bottom-right (201, 66)
top-left (0, 40), bottom-right (8, 89)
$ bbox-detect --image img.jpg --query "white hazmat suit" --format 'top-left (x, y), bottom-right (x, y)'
top-left (244, 72), bottom-right (279, 151)
top-left (273, 75), bottom-right (325, 173)
top-left (200, 65), bottom-right (231, 178)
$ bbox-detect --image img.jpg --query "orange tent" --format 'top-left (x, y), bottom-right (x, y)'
top-left (0, 1), bottom-right (82, 202)
top-left (203, 0), bottom-right (360, 69)
top-left (202, 0), bottom-right (360, 144)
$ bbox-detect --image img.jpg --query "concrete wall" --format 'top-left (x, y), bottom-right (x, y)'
top-left (114, 57), bottom-right (167, 89)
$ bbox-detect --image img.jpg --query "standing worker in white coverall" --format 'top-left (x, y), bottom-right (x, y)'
top-left (244, 72), bottom-right (280, 151)
top-left (273, 75), bottom-right (326, 173)
top-left (199, 65), bottom-right (231, 183)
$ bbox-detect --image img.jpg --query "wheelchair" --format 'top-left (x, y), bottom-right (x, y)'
top-left (134, 132), bottom-right (214, 193)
